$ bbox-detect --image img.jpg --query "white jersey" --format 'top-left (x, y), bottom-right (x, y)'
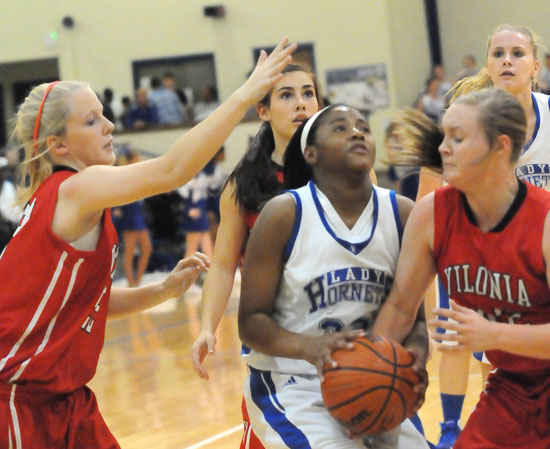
top-left (243, 181), bottom-right (403, 375)
top-left (515, 92), bottom-right (550, 189)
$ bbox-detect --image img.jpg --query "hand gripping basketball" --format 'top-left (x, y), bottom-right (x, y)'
top-left (321, 335), bottom-right (421, 435)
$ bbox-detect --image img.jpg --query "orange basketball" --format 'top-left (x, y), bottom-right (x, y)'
top-left (321, 335), bottom-right (420, 435)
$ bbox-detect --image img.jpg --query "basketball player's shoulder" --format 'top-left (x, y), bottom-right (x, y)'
top-left (255, 190), bottom-right (297, 232)
top-left (430, 184), bottom-right (459, 215)
top-left (532, 91), bottom-right (550, 111)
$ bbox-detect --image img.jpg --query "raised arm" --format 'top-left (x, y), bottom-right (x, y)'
top-left (191, 182), bottom-right (248, 379)
top-left (61, 38), bottom-right (297, 214)
top-left (372, 193), bottom-right (437, 342)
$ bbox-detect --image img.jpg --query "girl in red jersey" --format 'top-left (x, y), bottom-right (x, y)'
top-left (190, 62), bottom-right (321, 449)
top-left (191, 63), bottom-right (321, 379)
top-left (0, 38), bottom-right (295, 449)
top-left (412, 24), bottom-right (546, 449)
top-left (373, 88), bottom-right (550, 449)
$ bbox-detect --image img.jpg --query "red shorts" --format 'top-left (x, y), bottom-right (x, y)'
top-left (0, 383), bottom-right (120, 449)
top-left (455, 369), bottom-right (550, 449)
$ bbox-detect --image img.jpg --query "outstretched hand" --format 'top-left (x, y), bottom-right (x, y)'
top-left (237, 37), bottom-right (297, 106)
top-left (162, 252), bottom-right (210, 299)
top-left (430, 300), bottom-right (497, 352)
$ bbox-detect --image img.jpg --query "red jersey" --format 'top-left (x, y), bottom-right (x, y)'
top-left (0, 170), bottom-right (118, 393)
top-left (434, 181), bottom-right (550, 372)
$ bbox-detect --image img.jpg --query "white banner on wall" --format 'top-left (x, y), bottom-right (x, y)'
top-left (326, 63), bottom-right (389, 114)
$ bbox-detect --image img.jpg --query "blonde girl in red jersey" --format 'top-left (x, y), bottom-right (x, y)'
top-left (0, 38), bottom-right (295, 449)
top-left (414, 24), bottom-right (544, 448)
top-left (374, 88), bottom-right (550, 449)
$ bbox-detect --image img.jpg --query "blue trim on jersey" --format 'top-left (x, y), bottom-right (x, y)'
top-left (522, 92), bottom-right (540, 155)
top-left (283, 191), bottom-right (302, 261)
top-left (241, 344), bottom-right (251, 355)
top-left (389, 190), bottom-right (403, 246)
top-left (249, 368), bottom-right (312, 449)
top-left (308, 181), bottom-right (378, 255)
top-left (435, 276), bottom-right (450, 335)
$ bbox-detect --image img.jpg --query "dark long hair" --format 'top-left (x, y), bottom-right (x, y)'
top-left (283, 105), bottom-right (339, 189)
top-left (226, 63), bottom-right (321, 213)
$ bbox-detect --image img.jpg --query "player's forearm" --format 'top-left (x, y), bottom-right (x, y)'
top-left (108, 284), bottom-right (173, 319)
top-left (493, 321), bottom-right (550, 359)
top-left (402, 305), bottom-right (429, 366)
top-left (239, 312), bottom-right (311, 360)
top-left (163, 91), bottom-right (250, 187)
top-left (200, 266), bottom-right (237, 333)
top-left (373, 301), bottom-right (416, 343)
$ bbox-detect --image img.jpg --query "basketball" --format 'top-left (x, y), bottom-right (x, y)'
top-left (321, 335), bottom-right (420, 435)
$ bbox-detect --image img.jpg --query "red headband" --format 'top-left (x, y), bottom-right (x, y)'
top-left (33, 81), bottom-right (60, 152)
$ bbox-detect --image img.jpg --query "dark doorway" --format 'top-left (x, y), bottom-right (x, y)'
top-left (0, 58), bottom-right (59, 149)
top-left (12, 78), bottom-right (57, 110)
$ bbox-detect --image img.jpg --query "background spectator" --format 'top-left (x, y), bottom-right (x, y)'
top-left (456, 54), bottom-right (478, 81)
top-left (384, 122), bottom-right (420, 201)
top-left (432, 64), bottom-right (453, 97)
top-left (178, 168), bottom-right (213, 260)
top-left (203, 147), bottom-right (227, 244)
top-left (0, 156), bottom-right (19, 251)
top-left (149, 76), bottom-right (186, 125)
top-left (539, 53), bottom-right (550, 94)
top-left (119, 95), bottom-right (132, 129)
top-left (112, 150), bottom-right (153, 287)
top-left (127, 88), bottom-right (159, 129)
top-left (193, 86), bottom-right (219, 122)
top-left (101, 88), bottom-right (115, 123)
top-left (417, 76), bottom-right (445, 123)
top-left (163, 73), bottom-right (191, 122)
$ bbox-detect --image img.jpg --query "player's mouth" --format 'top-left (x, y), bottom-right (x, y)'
top-left (349, 143), bottom-right (369, 154)
top-left (501, 71), bottom-right (514, 77)
top-left (293, 114), bottom-right (308, 124)
top-left (104, 138), bottom-right (113, 151)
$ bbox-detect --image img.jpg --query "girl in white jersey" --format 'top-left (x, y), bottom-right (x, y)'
top-left (238, 105), bottom-right (430, 449)
top-left (409, 24), bottom-right (548, 449)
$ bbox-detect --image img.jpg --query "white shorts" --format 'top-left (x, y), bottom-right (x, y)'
top-left (243, 368), bottom-right (430, 449)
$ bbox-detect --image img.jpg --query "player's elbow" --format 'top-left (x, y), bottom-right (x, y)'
top-left (238, 309), bottom-right (267, 349)
top-left (238, 310), bottom-right (253, 347)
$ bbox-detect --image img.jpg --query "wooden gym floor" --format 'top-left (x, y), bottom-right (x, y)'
top-left (90, 272), bottom-right (481, 448)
